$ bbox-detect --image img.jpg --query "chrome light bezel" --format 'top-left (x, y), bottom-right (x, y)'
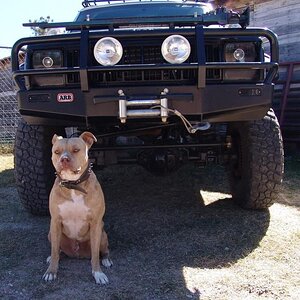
top-left (161, 35), bottom-right (191, 64)
top-left (42, 56), bottom-right (54, 68)
top-left (93, 37), bottom-right (123, 66)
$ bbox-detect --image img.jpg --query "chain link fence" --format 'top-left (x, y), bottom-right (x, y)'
top-left (0, 48), bottom-right (23, 153)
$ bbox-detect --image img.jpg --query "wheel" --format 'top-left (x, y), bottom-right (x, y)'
top-left (14, 119), bottom-right (64, 215)
top-left (228, 109), bottom-right (284, 209)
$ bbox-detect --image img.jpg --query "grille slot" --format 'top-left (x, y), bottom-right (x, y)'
top-left (88, 69), bottom-right (197, 85)
top-left (205, 44), bottom-right (221, 80)
top-left (122, 46), bottom-right (164, 64)
top-left (66, 49), bottom-right (79, 67)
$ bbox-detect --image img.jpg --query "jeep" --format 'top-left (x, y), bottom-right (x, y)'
top-left (12, 0), bottom-right (284, 215)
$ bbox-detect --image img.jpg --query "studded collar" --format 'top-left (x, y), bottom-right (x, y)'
top-left (56, 163), bottom-right (93, 194)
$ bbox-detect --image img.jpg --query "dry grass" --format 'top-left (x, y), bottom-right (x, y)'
top-left (182, 202), bottom-right (300, 299)
top-left (0, 155), bottom-right (14, 187)
top-left (0, 144), bottom-right (14, 155)
top-left (0, 154), bottom-right (14, 170)
top-left (0, 154), bottom-right (299, 299)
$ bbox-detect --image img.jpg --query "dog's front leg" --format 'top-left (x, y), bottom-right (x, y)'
top-left (43, 217), bottom-right (62, 281)
top-left (90, 221), bottom-right (109, 284)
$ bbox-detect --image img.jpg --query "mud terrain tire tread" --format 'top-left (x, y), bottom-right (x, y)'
top-left (229, 109), bottom-right (284, 210)
top-left (14, 119), bottom-right (61, 215)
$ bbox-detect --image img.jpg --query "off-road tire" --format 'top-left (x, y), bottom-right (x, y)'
top-left (14, 119), bottom-right (63, 215)
top-left (228, 109), bottom-right (284, 210)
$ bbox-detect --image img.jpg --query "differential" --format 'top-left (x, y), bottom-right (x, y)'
top-left (137, 149), bottom-right (188, 174)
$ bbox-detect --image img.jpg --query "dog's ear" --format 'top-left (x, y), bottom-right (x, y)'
top-left (80, 132), bottom-right (97, 149)
top-left (52, 134), bottom-right (63, 145)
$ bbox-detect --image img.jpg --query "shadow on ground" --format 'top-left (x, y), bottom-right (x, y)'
top-left (0, 164), bottom-right (270, 299)
top-left (277, 155), bottom-right (300, 209)
top-left (0, 168), bottom-right (15, 187)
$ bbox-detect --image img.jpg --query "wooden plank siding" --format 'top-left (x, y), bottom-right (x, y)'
top-left (231, 0), bottom-right (300, 62)
top-left (252, 0), bottom-right (300, 62)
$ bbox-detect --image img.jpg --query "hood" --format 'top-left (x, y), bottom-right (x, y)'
top-left (75, 1), bottom-right (213, 22)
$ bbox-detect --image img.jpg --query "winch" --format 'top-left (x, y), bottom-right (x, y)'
top-left (118, 88), bottom-right (169, 123)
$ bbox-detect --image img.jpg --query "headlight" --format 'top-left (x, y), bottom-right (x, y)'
top-left (94, 37), bottom-right (123, 66)
top-left (32, 50), bottom-right (62, 69)
top-left (161, 35), bottom-right (191, 64)
top-left (233, 48), bottom-right (245, 62)
top-left (224, 42), bottom-right (261, 81)
top-left (42, 57), bottom-right (54, 68)
top-left (224, 43), bottom-right (257, 62)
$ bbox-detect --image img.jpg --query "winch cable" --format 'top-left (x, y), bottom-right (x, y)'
top-left (151, 105), bottom-right (210, 134)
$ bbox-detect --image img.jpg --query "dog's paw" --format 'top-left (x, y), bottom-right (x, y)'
top-left (43, 271), bottom-right (57, 282)
top-left (92, 271), bottom-right (109, 284)
top-left (101, 258), bottom-right (113, 268)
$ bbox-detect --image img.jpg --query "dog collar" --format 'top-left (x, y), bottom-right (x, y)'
top-left (56, 163), bottom-right (93, 194)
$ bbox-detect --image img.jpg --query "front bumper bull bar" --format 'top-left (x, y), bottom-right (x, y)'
top-left (12, 27), bottom-right (279, 92)
top-left (11, 27), bottom-right (279, 125)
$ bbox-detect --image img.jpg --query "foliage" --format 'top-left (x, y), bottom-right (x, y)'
top-left (28, 16), bottom-right (53, 36)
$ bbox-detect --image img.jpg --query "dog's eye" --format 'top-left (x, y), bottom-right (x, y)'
top-left (73, 149), bottom-right (80, 153)
top-left (54, 150), bottom-right (60, 155)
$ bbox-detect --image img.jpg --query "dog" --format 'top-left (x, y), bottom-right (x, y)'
top-left (43, 132), bottom-right (112, 284)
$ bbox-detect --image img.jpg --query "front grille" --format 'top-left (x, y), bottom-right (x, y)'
top-left (206, 43), bottom-right (221, 80)
top-left (122, 46), bottom-right (165, 64)
top-left (122, 45), bottom-right (165, 64)
top-left (89, 69), bottom-right (197, 84)
top-left (66, 49), bottom-right (79, 68)
top-left (66, 38), bottom-right (221, 86)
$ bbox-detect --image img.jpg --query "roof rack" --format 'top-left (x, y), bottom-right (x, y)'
top-left (82, 0), bottom-right (209, 7)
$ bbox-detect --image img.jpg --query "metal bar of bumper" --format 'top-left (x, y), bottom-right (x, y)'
top-left (12, 62), bottom-right (279, 91)
top-left (17, 83), bottom-right (273, 123)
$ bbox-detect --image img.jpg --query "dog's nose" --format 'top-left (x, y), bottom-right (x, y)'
top-left (60, 155), bottom-right (70, 163)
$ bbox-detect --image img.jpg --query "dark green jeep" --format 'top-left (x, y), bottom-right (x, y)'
top-left (12, 0), bottom-right (283, 215)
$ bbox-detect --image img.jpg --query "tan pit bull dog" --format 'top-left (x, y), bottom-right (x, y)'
top-left (43, 132), bottom-right (112, 284)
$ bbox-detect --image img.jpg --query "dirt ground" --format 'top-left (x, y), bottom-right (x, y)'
top-left (0, 154), bottom-right (299, 300)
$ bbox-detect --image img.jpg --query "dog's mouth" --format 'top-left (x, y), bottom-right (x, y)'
top-left (73, 167), bottom-right (82, 175)
top-left (56, 166), bottom-right (82, 175)
top-left (56, 166), bottom-right (83, 181)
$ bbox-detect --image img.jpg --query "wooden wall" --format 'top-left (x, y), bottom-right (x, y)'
top-left (231, 0), bottom-right (300, 62)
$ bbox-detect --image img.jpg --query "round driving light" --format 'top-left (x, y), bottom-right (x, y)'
top-left (161, 35), bottom-right (191, 64)
top-left (94, 37), bottom-right (123, 66)
top-left (233, 48), bottom-right (245, 62)
top-left (42, 56), bottom-right (54, 68)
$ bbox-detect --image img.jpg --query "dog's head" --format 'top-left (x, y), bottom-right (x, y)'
top-left (51, 132), bottom-right (97, 181)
